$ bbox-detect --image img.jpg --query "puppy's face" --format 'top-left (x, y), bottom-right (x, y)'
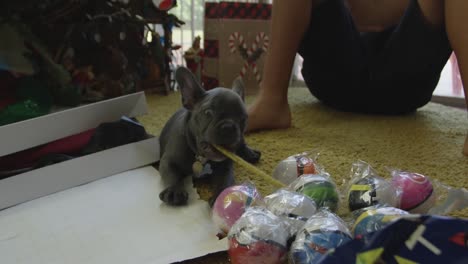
top-left (176, 67), bottom-right (246, 161)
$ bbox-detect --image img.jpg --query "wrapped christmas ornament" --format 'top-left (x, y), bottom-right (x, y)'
top-left (212, 184), bottom-right (263, 238)
top-left (264, 189), bottom-right (318, 235)
top-left (345, 161), bottom-right (399, 212)
top-left (290, 209), bottom-right (352, 264)
top-left (228, 207), bottom-right (289, 264)
top-left (390, 170), bottom-right (436, 214)
top-left (272, 151), bottom-right (321, 185)
top-left (351, 206), bottom-right (410, 238)
top-left (288, 174), bottom-right (339, 212)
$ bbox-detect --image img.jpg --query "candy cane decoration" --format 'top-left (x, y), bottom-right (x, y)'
top-left (253, 32), bottom-right (269, 53)
top-left (228, 32), bottom-right (246, 53)
top-left (228, 32), bottom-right (270, 83)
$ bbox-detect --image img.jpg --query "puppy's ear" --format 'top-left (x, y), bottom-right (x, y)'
top-left (175, 67), bottom-right (206, 110)
top-left (232, 76), bottom-right (245, 101)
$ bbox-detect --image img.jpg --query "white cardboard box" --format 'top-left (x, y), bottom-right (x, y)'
top-left (0, 92), bottom-right (160, 210)
top-left (0, 166), bottom-right (227, 264)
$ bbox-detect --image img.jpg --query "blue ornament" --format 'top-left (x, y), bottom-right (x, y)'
top-left (352, 207), bottom-right (409, 238)
top-left (291, 230), bottom-right (352, 264)
top-left (290, 210), bottom-right (352, 264)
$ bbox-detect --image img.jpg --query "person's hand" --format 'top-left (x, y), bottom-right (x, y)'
top-left (463, 132), bottom-right (468, 156)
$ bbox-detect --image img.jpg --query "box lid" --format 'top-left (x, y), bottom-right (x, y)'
top-left (0, 92), bottom-right (148, 157)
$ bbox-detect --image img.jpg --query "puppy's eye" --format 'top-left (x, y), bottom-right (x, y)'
top-left (204, 109), bottom-right (214, 117)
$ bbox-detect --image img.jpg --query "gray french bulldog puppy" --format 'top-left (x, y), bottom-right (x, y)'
top-left (158, 67), bottom-right (261, 206)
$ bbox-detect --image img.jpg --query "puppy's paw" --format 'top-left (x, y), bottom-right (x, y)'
top-left (248, 148), bottom-right (261, 163)
top-left (159, 186), bottom-right (188, 206)
top-left (237, 146), bottom-right (261, 164)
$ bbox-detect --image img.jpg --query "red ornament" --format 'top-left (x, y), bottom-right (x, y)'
top-left (153, 0), bottom-right (174, 11)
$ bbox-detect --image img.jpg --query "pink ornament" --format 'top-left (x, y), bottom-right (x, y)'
top-left (391, 172), bottom-right (435, 214)
top-left (212, 185), bottom-right (263, 238)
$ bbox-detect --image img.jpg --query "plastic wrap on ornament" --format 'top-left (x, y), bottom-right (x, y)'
top-left (427, 180), bottom-right (468, 215)
top-left (227, 207), bottom-right (289, 264)
top-left (289, 209), bottom-right (352, 264)
top-left (212, 184), bottom-right (263, 239)
top-left (390, 170), bottom-right (436, 214)
top-left (390, 169), bottom-right (468, 215)
top-left (272, 151), bottom-right (322, 185)
top-left (288, 174), bottom-right (339, 212)
top-left (351, 206), bottom-right (410, 238)
top-left (264, 189), bottom-right (318, 236)
top-left (345, 161), bottom-right (400, 212)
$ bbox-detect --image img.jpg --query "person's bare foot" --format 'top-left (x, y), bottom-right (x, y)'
top-left (246, 96), bottom-right (292, 132)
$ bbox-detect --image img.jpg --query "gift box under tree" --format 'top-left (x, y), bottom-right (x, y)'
top-left (203, 1), bottom-right (271, 94)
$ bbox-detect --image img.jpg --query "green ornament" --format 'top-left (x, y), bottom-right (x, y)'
top-left (0, 76), bottom-right (54, 126)
top-left (0, 99), bottom-right (49, 126)
top-left (296, 178), bottom-right (339, 212)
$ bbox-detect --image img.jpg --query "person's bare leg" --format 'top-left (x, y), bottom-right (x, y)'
top-left (417, 0), bottom-right (468, 155)
top-left (246, 0), bottom-right (313, 132)
top-left (444, 0), bottom-right (468, 155)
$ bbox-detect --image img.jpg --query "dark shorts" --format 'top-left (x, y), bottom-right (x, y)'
top-left (299, 0), bottom-right (452, 114)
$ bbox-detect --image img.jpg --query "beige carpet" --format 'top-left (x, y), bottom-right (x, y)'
top-left (140, 88), bottom-right (468, 263)
top-left (140, 87), bottom-right (468, 215)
